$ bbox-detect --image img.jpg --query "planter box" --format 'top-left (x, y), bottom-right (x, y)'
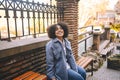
top-left (107, 54), bottom-right (120, 70)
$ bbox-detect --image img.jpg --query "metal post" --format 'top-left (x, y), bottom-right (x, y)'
top-left (91, 60), bottom-right (93, 76)
top-left (5, 0), bottom-right (11, 41)
top-left (0, 31), bottom-right (1, 40)
top-left (50, 0), bottom-right (52, 5)
top-left (85, 39), bottom-right (87, 52)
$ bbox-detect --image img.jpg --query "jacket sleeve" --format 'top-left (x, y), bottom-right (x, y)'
top-left (66, 40), bottom-right (78, 72)
top-left (45, 43), bottom-right (56, 79)
top-left (69, 53), bottom-right (78, 72)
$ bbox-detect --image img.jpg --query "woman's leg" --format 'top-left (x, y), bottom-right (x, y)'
top-left (77, 66), bottom-right (86, 80)
top-left (67, 69), bottom-right (84, 80)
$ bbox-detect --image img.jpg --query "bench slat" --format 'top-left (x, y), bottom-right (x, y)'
top-left (13, 71), bottom-right (35, 80)
top-left (13, 71), bottom-right (47, 80)
top-left (33, 75), bottom-right (47, 80)
top-left (81, 58), bottom-right (93, 68)
top-left (77, 57), bottom-right (86, 65)
top-left (76, 57), bottom-right (93, 76)
top-left (78, 57), bottom-right (90, 66)
top-left (24, 73), bottom-right (40, 80)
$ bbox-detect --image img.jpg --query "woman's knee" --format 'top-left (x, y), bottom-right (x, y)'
top-left (77, 66), bottom-right (86, 80)
top-left (77, 66), bottom-right (86, 74)
top-left (68, 69), bottom-right (84, 80)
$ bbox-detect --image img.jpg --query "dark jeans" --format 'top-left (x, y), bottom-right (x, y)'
top-left (68, 66), bottom-right (86, 80)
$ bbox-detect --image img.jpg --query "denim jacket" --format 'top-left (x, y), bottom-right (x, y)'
top-left (46, 38), bottom-right (78, 80)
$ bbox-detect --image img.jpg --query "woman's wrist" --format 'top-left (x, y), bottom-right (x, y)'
top-left (52, 78), bottom-right (56, 80)
top-left (51, 77), bottom-right (56, 80)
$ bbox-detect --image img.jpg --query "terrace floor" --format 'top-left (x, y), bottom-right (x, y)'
top-left (87, 42), bottom-right (120, 80)
top-left (87, 61), bottom-right (120, 80)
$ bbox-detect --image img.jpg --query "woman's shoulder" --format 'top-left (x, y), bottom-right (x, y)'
top-left (46, 40), bottom-right (53, 46)
top-left (64, 38), bottom-right (70, 44)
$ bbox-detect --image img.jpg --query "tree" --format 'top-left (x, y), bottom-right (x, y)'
top-left (78, 0), bottom-right (109, 27)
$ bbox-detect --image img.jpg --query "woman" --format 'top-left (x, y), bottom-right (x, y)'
top-left (46, 22), bottom-right (86, 80)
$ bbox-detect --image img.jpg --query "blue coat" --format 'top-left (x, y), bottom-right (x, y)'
top-left (46, 38), bottom-right (78, 80)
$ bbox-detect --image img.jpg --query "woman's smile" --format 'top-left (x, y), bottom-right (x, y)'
top-left (55, 25), bottom-right (64, 38)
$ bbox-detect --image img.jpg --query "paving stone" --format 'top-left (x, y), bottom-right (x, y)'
top-left (87, 48), bottom-right (120, 80)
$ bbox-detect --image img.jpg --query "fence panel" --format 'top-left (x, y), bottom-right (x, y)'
top-left (86, 36), bottom-right (93, 50)
top-left (78, 25), bottom-right (93, 56)
top-left (0, 0), bottom-right (64, 41)
top-left (78, 41), bottom-right (85, 56)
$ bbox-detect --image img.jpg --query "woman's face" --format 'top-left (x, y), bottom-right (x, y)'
top-left (55, 25), bottom-right (64, 39)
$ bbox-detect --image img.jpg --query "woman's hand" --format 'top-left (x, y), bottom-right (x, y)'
top-left (52, 78), bottom-right (56, 80)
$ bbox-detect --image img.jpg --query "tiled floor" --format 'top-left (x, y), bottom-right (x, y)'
top-left (87, 61), bottom-right (120, 80)
top-left (87, 43), bottom-right (120, 80)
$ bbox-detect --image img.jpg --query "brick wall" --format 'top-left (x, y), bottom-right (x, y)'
top-left (56, 0), bottom-right (80, 60)
top-left (0, 47), bottom-right (46, 80)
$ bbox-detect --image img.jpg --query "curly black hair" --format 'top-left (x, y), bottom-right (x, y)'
top-left (47, 22), bottom-right (69, 39)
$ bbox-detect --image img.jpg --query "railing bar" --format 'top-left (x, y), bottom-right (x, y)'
top-left (38, 11), bottom-right (41, 33)
top-left (20, 1), bottom-right (24, 36)
top-left (32, 0), bottom-right (36, 37)
top-left (78, 31), bottom-right (92, 36)
top-left (57, 11), bottom-right (59, 19)
top-left (54, 8), bottom-right (55, 23)
top-left (78, 25), bottom-right (93, 29)
top-left (14, 14), bottom-right (18, 37)
top-left (59, 7), bottom-right (62, 21)
top-left (50, 11), bottom-right (52, 24)
top-left (27, 11), bottom-right (30, 35)
top-left (5, 0), bottom-right (11, 41)
top-left (6, 14), bottom-right (10, 41)
top-left (46, 4), bottom-right (49, 27)
top-left (13, 1), bottom-right (18, 37)
top-left (0, 31), bottom-right (1, 40)
top-left (50, 5), bottom-right (52, 24)
top-left (42, 12), bottom-right (45, 33)
top-left (46, 11), bottom-right (49, 27)
top-left (85, 39), bottom-right (87, 51)
top-left (27, 1), bottom-right (30, 35)
top-left (21, 11), bottom-right (24, 36)
top-left (78, 35), bottom-right (93, 43)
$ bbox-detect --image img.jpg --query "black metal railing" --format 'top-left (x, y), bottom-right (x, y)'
top-left (0, 0), bottom-right (64, 41)
top-left (78, 25), bottom-right (93, 56)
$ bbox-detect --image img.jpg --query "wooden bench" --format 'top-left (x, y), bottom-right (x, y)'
top-left (99, 40), bottom-right (110, 52)
top-left (100, 45), bottom-right (114, 60)
top-left (13, 71), bottom-right (47, 80)
top-left (76, 57), bottom-right (93, 76)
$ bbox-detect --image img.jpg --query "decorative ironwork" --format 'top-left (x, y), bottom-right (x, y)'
top-left (0, 0), bottom-right (64, 41)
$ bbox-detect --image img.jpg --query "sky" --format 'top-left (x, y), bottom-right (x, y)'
top-left (107, 0), bottom-right (118, 10)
